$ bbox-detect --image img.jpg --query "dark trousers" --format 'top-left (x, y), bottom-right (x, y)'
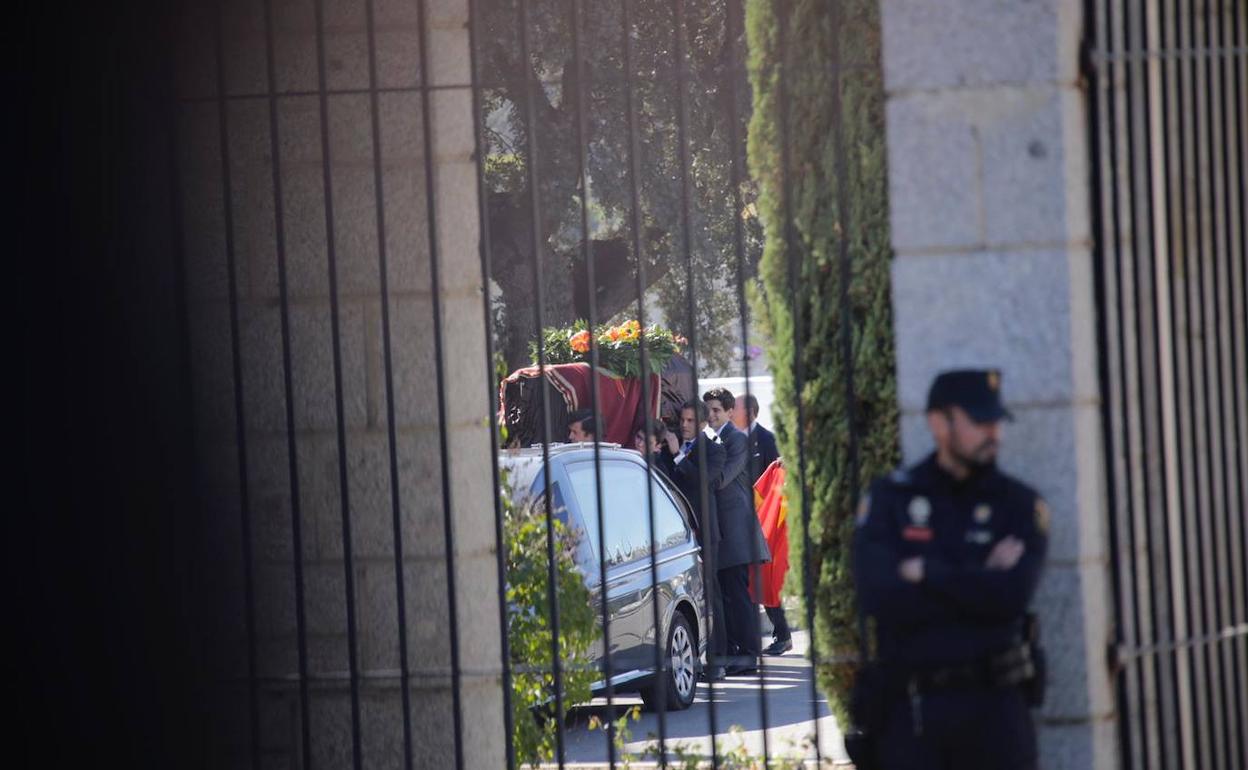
top-left (718, 564), bottom-right (761, 656)
top-left (877, 686), bottom-right (1037, 770)
top-left (765, 605), bottom-right (791, 642)
top-left (707, 568), bottom-right (728, 663)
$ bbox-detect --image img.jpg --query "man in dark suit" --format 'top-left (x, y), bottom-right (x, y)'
top-left (743, 394), bottom-right (781, 485)
top-left (703, 387), bottom-right (771, 674)
top-left (665, 400), bottom-right (729, 679)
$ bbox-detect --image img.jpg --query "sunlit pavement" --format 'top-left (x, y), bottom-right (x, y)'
top-left (560, 630), bottom-right (851, 766)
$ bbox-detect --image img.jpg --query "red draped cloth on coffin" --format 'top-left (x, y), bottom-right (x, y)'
top-left (499, 362), bottom-right (661, 446)
top-left (749, 460), bottom-right (789, 608)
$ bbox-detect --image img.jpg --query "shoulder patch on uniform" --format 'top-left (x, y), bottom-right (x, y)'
top-left (855, 494), bottom-right (871, 526)
top-left (1034, 498), bottom-right (1051, 534)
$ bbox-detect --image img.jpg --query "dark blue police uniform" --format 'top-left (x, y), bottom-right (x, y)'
top-left (851, 371), bottom-right (1050, 770)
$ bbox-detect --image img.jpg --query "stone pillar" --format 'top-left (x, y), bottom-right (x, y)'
top-left (177, 0), bottom-right (503, 767)
top-left (880, 1), bottom-right (1117, 767)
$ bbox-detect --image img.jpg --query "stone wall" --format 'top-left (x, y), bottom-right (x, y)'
top-left (175, 0), bottom-right (503, 766)
top-left (879, 1), bottom-right (1118, 767)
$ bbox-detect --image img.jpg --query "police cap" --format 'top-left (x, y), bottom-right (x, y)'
top-left (926, 368), bottom-right (1014, 423)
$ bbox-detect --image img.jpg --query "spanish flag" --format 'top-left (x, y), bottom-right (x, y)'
top-left (749, 460), bottom-right (789, 608)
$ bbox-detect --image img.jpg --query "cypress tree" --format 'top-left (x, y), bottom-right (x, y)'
top-left (746, 0), bottom-right (898, 722)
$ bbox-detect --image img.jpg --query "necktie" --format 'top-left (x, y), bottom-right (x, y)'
top-left (683, 441), bottom-right (694, 455)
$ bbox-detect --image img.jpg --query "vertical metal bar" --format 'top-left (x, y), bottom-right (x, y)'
top-left (1191, 5), bottom-right (1231, 769)
top-left (827, 0), bottom-right (861, 578)
top-left (567, 0), bottom-right (618, 764)
top-left (1224, 11), bottom-right (1248, 763)
top-left (413, 0), bottom-right (468, 764)
top-left (1101, 0), bottom-right (1154, 763)
top-left (208, 4), bottom-right (262, 765)
top-left (465, 1), bottom-right (515, 768)
top-left (1174, 4), bottom-right (1217, 764)
top-left (1208, 6), bottom-right (1243, 765)
top-left (674, 5), bottom-right (721, 760)
top-left (259, 0), bottom-right (314, 763)
top-left (361, 0), bottom-right (416, 765)
top-left (1161, 0), bottom-right (1211, 765)
top-left (828, 0), bottom-right (862, 761)
top-left (618, 0), bottom-right (669, 762)
top-left (1084, 0), bottom-right (1136, 762)
top-left (515, 1), bottom-right (566, 766)
top-left (1114, 0), bottom-right (1165, 763)
top-left (309, 1), bottom-right (365, 766)
top-left (258, 0), bottom-right (314, 763)
top-left (775, 1), bottom-right (824, 766)
top-left (712, 0), bottom-right (771, 761)
top-left (1126, 0), bottom-right (1185, 763)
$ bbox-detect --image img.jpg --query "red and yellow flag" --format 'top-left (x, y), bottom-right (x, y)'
top-left (750, 460), bottom-right (789, 608)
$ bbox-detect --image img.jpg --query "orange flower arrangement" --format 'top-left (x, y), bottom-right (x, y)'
top-left (569, 329), bottom-right (591, 353)
top-left (533, 319), bottom-right (682, 378)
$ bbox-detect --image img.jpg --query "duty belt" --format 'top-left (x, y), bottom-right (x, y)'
top-left (907, 643), bottom-right (1036, 693)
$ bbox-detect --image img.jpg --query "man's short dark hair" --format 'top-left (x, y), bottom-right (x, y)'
top-left (743, 393), bottom-right (760, 417)
top-left (568, 408), bottom-right (596, 437)
top-left (702, 387), bottom-right (735, 411)
top-left (681, 399), bottom-right (709, 423)
top-left (636, 418), bottom-right (667, 442)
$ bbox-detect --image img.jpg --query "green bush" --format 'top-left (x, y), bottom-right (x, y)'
top-left (745, 0), bottom-right (899, 724)
top-left (502, 468), bottom-right (600, 766)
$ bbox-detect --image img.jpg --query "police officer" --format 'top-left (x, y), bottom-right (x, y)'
top-left (852, 369), bottom-right (1049, 769)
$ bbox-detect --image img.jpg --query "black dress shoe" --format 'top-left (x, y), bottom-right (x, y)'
top-left (764, 637), bottom-right (793, 656)
top-left (725, 655), bottom-right (760, 676)
top-left (701, 665), bottom-right (726, 682)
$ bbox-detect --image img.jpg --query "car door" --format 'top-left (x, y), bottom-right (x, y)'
top-left (563, 459), bottom-right (656, 678)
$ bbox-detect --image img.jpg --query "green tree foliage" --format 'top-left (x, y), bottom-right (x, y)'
top-left (503, 469), bottom-right (599, 765)
top-left (745, 0), bottom-right (899, 722)
top-left (477, 0), bottom-right (762, 374)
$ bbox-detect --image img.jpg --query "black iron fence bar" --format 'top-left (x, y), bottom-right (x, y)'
top-left (362, 0), bottom-right (417, 765)
top-left (775, 0), bottom-right (823, 765)
top-left (1209, 5), bottom-right (1241, 766)
top-left (166, 64), bottom-right (214, 770)
top-left (515, 0), bottom-right (567, 765)
top-left (259, 0), bottom-right (315, 763)
top-left (1228, 7), bottom-right (1248, 759)
top-left (715, 0), bottom-right (771, 762)
top-left (619, 0), bottom-right (669, 762)
top-left (768, 0), bottom-right (828, 763)
top-left (1174, 2), bottom-right (1212, 765)
top-left (309, 1), bottom-right (366, 765)
top-left (1114, 0), bottom-right (1166, 762)
top-left (414, 0), bottom-right (467, 765)
top-left (1216, 2), bottom-right (1248, 761)
top-left (1164, 2), bottom-right (1206, 765)
top-left (1130, 0), bottom-right (1186, 763)
top-left (1194, 3), bottom-right (1230, 766)
top-left (674, 28), bottom-right (722, 768)
top-left (1084, 0), bottom-right (1140, 763)
top-left (829, 0), bottom-right (862, 587)
top-left (566, 0), bottom-right (619, 764)
top-left (466, 1), bottom-right (516, 768)
top-left (209, 0), bottom-right (262, 765)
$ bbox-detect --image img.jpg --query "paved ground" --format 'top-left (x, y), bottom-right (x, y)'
top-left (559, 631), bottom-right (850, 766)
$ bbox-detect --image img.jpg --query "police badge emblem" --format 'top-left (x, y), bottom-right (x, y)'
top-left (908, 496), bottom-right (931, 527)
top-left (903, 496), bottom-right (934, 542)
